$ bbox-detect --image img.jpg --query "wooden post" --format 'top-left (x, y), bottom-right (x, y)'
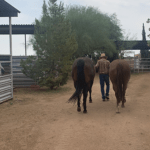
top-left (9, 17), bottom-right (13, 99)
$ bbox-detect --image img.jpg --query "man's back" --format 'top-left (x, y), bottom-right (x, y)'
top-left (96, 58), bottom-right (110, 74)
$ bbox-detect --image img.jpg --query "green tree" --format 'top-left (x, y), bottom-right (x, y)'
top-left (65, 6), bottom-right (123, 59)
top-left (146, 18), bottom-right (150, 47)
top-left (20, 0), bottom-right (78, 89)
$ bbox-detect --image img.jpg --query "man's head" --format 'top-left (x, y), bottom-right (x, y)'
top-left (99, 53), bottom-right (107, 59)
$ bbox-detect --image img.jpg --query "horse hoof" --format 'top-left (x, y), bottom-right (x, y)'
top-left (89, 100), bottom-right (92, 103)
top-left (77, 107), bottom-right (81, 112)
top-left (116, 111), bottom-right (120, 114)
top-left (121, 105), bottom-right (125, 108)
top-left (83, 110), bottom-right (87, 113)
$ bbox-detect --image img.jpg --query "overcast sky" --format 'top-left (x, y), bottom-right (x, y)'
top-left (1, 0), bottom-right (150, 56)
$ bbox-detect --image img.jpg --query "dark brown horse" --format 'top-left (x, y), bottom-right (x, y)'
top-left (68, 57), bottom-right (95, 113)
top-left (109, 59), bottom-right (130, 113)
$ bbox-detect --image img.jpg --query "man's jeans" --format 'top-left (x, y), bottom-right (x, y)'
top-left (99, 74), bottom-right (110, 100)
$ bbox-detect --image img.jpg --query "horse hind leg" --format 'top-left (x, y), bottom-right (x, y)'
top-left (89, 80), bottom-right (93, 103)
top-left (121, 100), bottom-right (125, 108)
top-left (115, 92), bottom-right (120, 113)
top-left (89, 88), bottom-right (92, 103)
top-left (77, 95), bottom-right (81, 112)
top-left (83, 88), bottom-right (88, 113)
top-left (116, 98), bottom-right (120, 113)
top-left (116, 103), bottom-right (120, 113)
top-left (121, 83), bottom-right (127, 108)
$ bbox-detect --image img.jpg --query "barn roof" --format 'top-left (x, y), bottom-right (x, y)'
top-left (0, 0), bottom-right (20, 17)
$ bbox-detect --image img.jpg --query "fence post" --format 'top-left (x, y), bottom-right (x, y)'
top-left (138, 58), bottom-right (139, 73)
top-left (9, 17), bottom-right (13, 99)
top-left (142, 65), bottom-right (143, 73)
top-left (0, 62), bottom-right (1, 76)
top-left (134, 58), bottom-right (135, 73)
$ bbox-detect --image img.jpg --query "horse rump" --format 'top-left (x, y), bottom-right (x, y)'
top-left (109, 59), bottom-right (130, 113)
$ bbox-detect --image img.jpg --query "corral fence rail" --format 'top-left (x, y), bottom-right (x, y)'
top-left (12, 56), bottom-right (37, 88)
top-left (0, 55), bottom-right (13, 103)
top-left (125, 58), bottom-right (150, 73)
top-left (0, 55), bottom-right (37, 88)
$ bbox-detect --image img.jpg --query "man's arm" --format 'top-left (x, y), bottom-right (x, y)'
top-left (107, 61), bottom-right (110, 71)
top-left (95, 60), bottom-right (99, 68)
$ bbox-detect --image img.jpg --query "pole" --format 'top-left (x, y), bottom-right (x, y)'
top-left (134, 57), bottom-right (135, 73)
top-left (9, 17), bottom-right (13, 99)
top-left (138, 59), bottom-right (139, 73)
top-left (0, 62), bottom-right (1, 76)
top-left (25, 34), bottom-right (27, 56)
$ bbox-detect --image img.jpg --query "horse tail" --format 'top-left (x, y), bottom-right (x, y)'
top-left (68, 59), bottom-right (85, 103)
top-left (117, 63), bottom-right (123, 102)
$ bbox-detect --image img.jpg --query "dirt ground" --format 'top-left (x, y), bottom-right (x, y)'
top-left (0, 73), bottom-right (150, 150)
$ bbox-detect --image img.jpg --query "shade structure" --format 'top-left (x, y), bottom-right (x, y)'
top-left (0, 0), bottom-right (20, 17)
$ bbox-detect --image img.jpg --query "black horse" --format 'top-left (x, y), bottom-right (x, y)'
top-left (68, 57), bottom-right (95, 113)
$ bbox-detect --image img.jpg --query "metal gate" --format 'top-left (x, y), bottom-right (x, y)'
top-left (12, 56), bottom-right (37, 87)
top-left (125, 57), bottom-right (150, 73)
top-left (0, 55), bottom-right (13, 103)
top-left (134, 58), bottom-right (150, 73)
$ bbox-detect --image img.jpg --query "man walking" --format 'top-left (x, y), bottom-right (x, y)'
top-left (95, 53), bottom-right (110, 101)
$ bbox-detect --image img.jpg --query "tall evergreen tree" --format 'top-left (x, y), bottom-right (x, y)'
top-left (21, 0), bottom-right (78, 89)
